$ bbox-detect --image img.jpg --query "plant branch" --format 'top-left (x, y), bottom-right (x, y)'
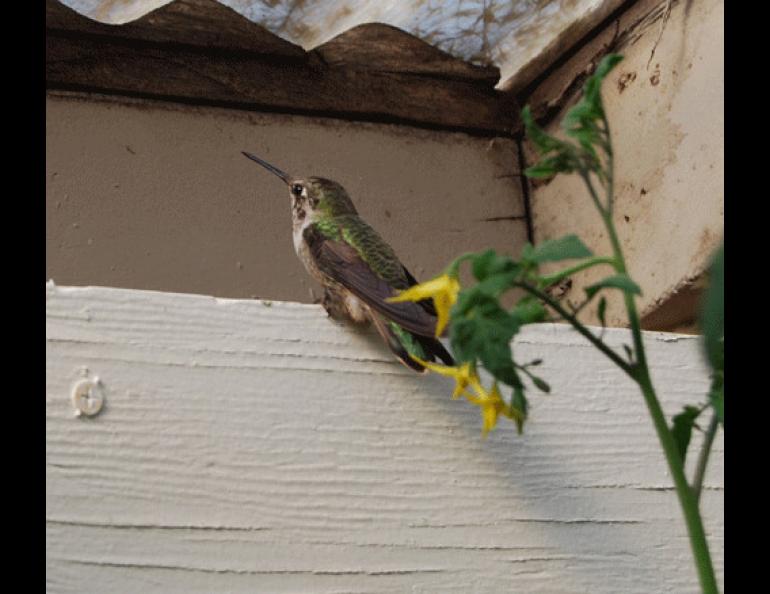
top-left (692, 412), bottom-right (719, 503)
top-left (514, 282), bottom-right (634, 377)
top-left (518, 55), bottom-right (718, 592)
top-left (586, 128), bottom-right (717, 594)
top-left (538, 256), bottom-right (617, 288)
top-left (579, 170), bottom-right (607, 214)
top-left (601, 113), bottom-right (615, 216)
top-left (448, 252), bottom-right (481, 276)
top-left (637, 376), bottom-right (718, 593)
top-left (568, 297), bottom-right (593, 317)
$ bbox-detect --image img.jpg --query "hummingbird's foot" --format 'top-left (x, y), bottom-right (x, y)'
top-left (321, 289), bottom-right (347, 320)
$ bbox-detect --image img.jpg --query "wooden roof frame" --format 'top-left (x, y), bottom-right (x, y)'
top-left (46, 0), bottom-right (521, 136)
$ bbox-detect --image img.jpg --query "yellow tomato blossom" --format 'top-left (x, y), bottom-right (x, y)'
top-left (410, 358), bottom-right (483, 400)
top-left (414, 357), bottom-right (514, 436)
top-left (386, 273), bottom-right (460, 337)
top-left (465, 382), bottom-right (514, 437)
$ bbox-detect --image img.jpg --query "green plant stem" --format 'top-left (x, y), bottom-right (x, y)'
top-left (636, 374), bottom-right (718, 593)
top-left (567, 295), bottom-right (596, 317)
top-left (519, 59), bottom-right (718, 591)
top-left (601, 113), bottom-right (615, 217)
top-left (613, 260), bottom-right (718, 594)
top-left (692, 412), bottom-right (719, 503)
top-left (588, 122), bottom-right (718, 591)
top-left (447, 252), bottom-right (479, 276)
top-left (538, 256), bottom-right (617, 288)
top-left (522, 272), bottom-right (719, 594)
top-left (515, 283), bottom-right (634, 377)
top-left (579, 170), bottom-right (607, 215)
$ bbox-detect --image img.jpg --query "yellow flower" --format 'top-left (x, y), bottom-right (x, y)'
top-left (466, 382), bottom-right (513, 437)
top-left (411, 358), bottom-right (483, 400)
top-left (415, 357), bottom-right (517, 437)
top-left (387, 273), bottom-right (460, 337)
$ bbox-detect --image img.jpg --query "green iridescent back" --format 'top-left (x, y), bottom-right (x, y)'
top-left (314, 214), bottom-right (410, 289)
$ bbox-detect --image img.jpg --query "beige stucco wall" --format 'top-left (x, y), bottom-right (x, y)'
top-left (46, 92), bottom-right (527, 301)
top-left (527, 0), bottom-right (723, 330)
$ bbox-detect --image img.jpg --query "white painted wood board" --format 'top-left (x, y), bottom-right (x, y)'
top-left (46, 284), bottom-right (723, 593)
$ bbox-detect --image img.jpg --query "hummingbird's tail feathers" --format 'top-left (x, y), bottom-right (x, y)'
top-left (399, 267), bottom-right (455, 366)
top-left (369, 312), bottom-right (428, 373)
top-left (402, 267), bottom-right (441, 318)
top-left (413, 334), bottom-right (455, 367)
top-left (369, 310), bottom-right (455, 373)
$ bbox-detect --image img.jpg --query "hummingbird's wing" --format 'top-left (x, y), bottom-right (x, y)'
top-left (304, 224), bottom-right (438, 337)
top-left (402, 267), bottom-right (439, 317)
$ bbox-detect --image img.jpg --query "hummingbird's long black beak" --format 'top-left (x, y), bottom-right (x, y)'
top-left (241, 151), bottom-right (291, 184)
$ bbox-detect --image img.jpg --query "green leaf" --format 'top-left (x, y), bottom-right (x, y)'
top-left (476, 272), bottom-right (519, 297)
top-left (470, 250), bottom-right (496, 280)
top-left (524, 163), bottom-right (558, 178)
top-left (597, 296), bottom-right (607, 327)
top-left (471, 250), bottom-right (518, 281)
top-left (510, 386), bottom-right (528, 434)
top-left (708, 371), bottom-right (724, 426)
top-left (528, 153), bottom-right (580, 178)
top-left (511, 298), bottom-right (547, 324)
top-left (571, 129), bottom-right (601, 161)
top-left (485, 357), bottom-right (523, 390)
top-left (697, 242), bottom-right (724, 425)
top-left (582, 54), bottom-right (623, 110)
top-left (525, 235), bottom-right (593, 264)
top-left (593, 54), bottom-right (624, 81)
top-left (699, 242), bottom-right (724, 373)
top-left (523, 54), bottom-right (622, 182)
top-left (585, 274), bottom-right (642, 299)
top-left (671, 405), bottom-right (702, 464)
top-left (564, 106), bottom-right (602, 151)
top-left (564, 99), bottom-right (600, 128)
top-left (520, 243), bottom-right (534, 262)
top-left (449, 296), bottom-right (523, 388)
top-left (560, 54), bottom-right (622, 167)
top-left (521, 106), bottom-right (563, 153)
top-left (531, 375), bottom-right (551, 394)
top-left (451, 288), bottom-right (486, 318)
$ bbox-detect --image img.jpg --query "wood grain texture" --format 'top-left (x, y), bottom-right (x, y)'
top-left (46, 0), bottom-right (517, 136)
top-left (46, 284), bottom-right (723, 593)
top-left (46, 0), bottom-right (306, 58)
top-left (314, 23), bottom-right (500, 84)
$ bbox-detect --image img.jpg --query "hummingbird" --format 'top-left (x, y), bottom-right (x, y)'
top-left (242, 151), bottom-right (454, 372)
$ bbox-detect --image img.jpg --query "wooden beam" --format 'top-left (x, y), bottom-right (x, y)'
top-left (46, 0), bottom-right (306, 58)
top-left (513, 0), bottom-right (666, 121)
top-left (46, 284), bottom-right (723, 592)
top-left (641, 274), bottom-right (706, 333)
top-left (314, 23), bottom-right (499, 85)
top-left (46, 0), bottom-right (518, 136)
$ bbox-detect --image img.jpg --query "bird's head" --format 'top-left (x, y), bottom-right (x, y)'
top-left (242, 152), bottom-right (358, 221)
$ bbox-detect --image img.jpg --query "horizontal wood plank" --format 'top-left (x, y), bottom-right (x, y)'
top-left (46, 284), bottom-right (723, 593)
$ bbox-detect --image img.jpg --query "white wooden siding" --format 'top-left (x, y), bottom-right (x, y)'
top-left (46, 284), bottom-right (723, 593)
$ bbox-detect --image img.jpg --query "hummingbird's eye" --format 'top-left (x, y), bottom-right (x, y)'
top-left (291, 183), bottom-right (303, 197)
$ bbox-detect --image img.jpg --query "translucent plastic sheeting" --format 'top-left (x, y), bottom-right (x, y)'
top-left (59, 0), bottom-right (617, 89)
